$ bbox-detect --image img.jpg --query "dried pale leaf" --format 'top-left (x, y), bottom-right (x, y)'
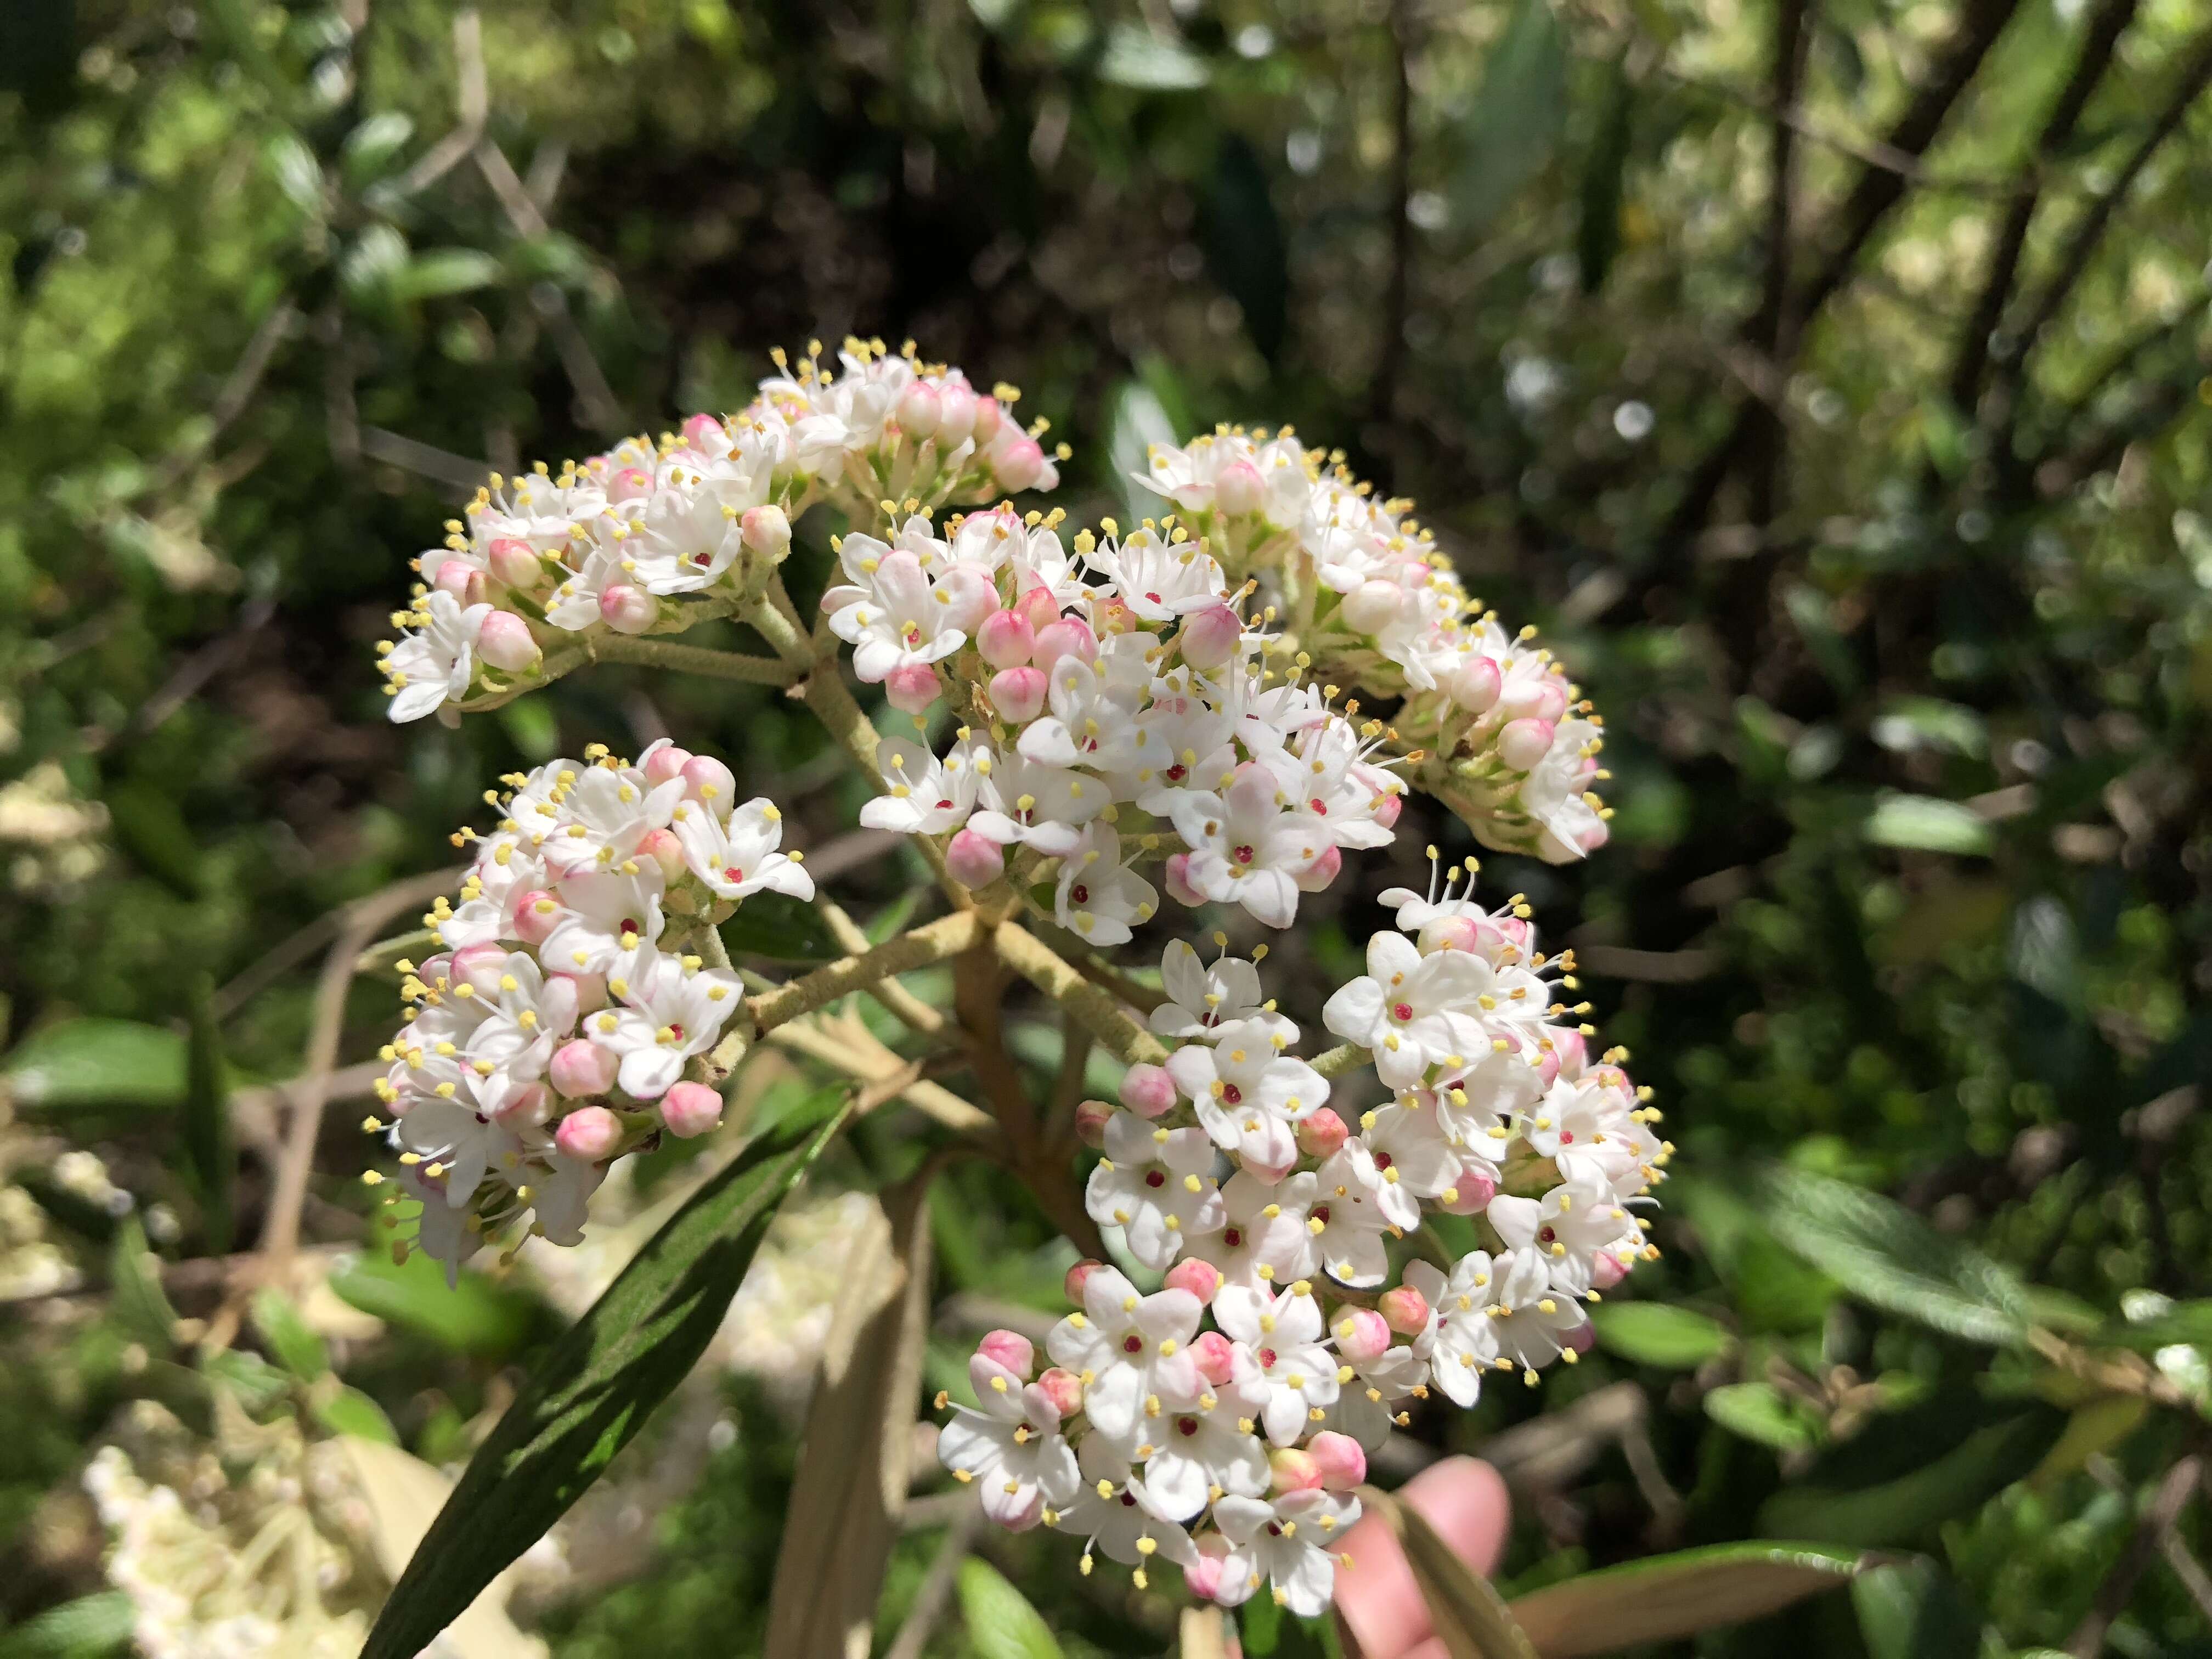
top-left (1506, 1541), bottom-right (1866, 1657)
top-left (1361, 1486), bottom-right (1537, 1659)
top-left (1178, 1607), bottom-right (1233, 1659)
top-left (763, 1177), bottom-right (935, 1657)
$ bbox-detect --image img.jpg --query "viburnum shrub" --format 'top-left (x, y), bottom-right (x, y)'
top-left (365, 340), bottom-right (1663, 1618)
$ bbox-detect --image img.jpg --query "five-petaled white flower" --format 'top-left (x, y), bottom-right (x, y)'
top-left (1043, 1267), bottom-right (1206, 1444)
top-left (1165, 762), bottom-right (1328, 929)
top-left (1084, 1111), bottom-right (1224, 1271)
top-left (1054, 823), bottom-right (1158, 945)
top-left (1150, 940), bottom-right (1297, 1048)
top-left (1211, 1283), bottom-right (1338, 1446)
top-left (1205, 1487), bottom-right (1361, 1616)
top-left (672, 797), bottom-right (815, 904)
top-left (1321, 928), bottom-right (1493, 1089)
top-left (938, 1351), bottom-right (1084, 1530)
top-left (586, 949), bottom-right (742, 1100)
top-left (385, 591), bottom-right (491, 724)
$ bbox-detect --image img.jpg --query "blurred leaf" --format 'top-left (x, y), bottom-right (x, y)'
top-left (264, 131), bottom-right (325, 216)
top-left (865, 890), bottom-right (922, 944)
top-left (1870, 697), bottom-right (1987, 759)
top-left (340, 224), bottom-right (410, 308)
top-left (1759, 1404), bottom-right (2060, 1546)
top-left (1863, 794), bottom-right (1993, 856)
top-left (763, 1181), bottom-right (933, 1656)
top-left (183, 975), bottom-right (233, 1252)
top-left (2096, 1298), bottom-right (2212, 1351)
top-left (721, 890), bottom-right (840, 961)
top-left (1761, 1167), bottom-right (2030, 1347)
top-left (1918, 396), bottom-right (1968, 478)
top-left (108, 1217), bottom-right (177, 1351)
top-left (2, 1019), bottom-right (185, 1114)
top-left (394, 249), bottom-right (505, 303)
top-left (1201, 134), bottom-right (1288, 363)
top-left (1363, 1485), bottom-right (1538, 1658)
top-left (1851, 1559), bottom-right (1985, 1659)
top-left (1508, 1542), bottom-right (1865, 1656)
top-left (1589, 1303), bottom-right (1731, 1369)
top-left (1705, 1382), bottom-right (1821, 1452)
top-left (314, 1384), bottom-right (400, 1444)
top-left (341, 111), bottom-right (416, 188)
top-left (957, 1557), bottom-right (1065, 1659)
top-left (1109, 379), bottom-right (1179, 529)
top-left (329, 1243), bottom-right (542, 1357)
top-left (2007, 896), bottom-right (2079, 1009)
top-left (498, 697), bottom-right (561, 762)
top-left (0, 1593), bottom-right (134, 1659)
top-left (1452, 0), bottom-right (1569, 234)
top-left (360, 1089), bottom-right (853, 1659)
top-left (104, 777), bottom-right (205, 898)
top-left (1577, 55), bottom-right (1633, 294)
top-left (251, 1289), bottom-right (328, 1381)
top-left (200, 1346), bottom-right (292, 1413)
top-left (2031, 1394), bottom-right (2146, 1485)
top-left (1097, 25), bottom-right (1210, 91)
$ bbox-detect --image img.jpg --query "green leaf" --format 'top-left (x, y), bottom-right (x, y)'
top-left (1109, 377), bottom-right (1180, 530)
top-left (1863, 793), bottom-right (1993, 857)
top-left (1240, 1592), bottom-right (1283, 1655)
top-left (393, 249), bottom-right (504, 303)
top-left (0, 1592), bottom-right (136, 1659)
top-left (1201, 134), bottom-right (1288, 362)
top-left (2, 1019), bottom-right (186, 1114)
top-left (183, 975), bottom-right (233, 1252)
top-left (105, 777), bottom-right (206, 898)
top-left (1705, 1382), bottom-right (1821, 1452)
top-left (2097, 1298), bottom-right (2212, 1352)
top-left (956, 1556), bottom-right (1065, 1659)
top-left (339, 224), bottom-right (410, 308)
top-left (359, 1090), bottom-right (854, 1659)
top-left (200, 1347), bottom-right (292, 1413)
top-left (498, 697), bottom-right (561, 763)
top-left (1761, 1167), bottom-right (2030, 1346)
top-left (1365, 1486), bottom-right (1538, 1658)
top-left (865, 890), bottom-right (923, 945)
top-left (1759, 1405), bottom-right (2060, 1546)
top-left (251, 1289), bottom-right (329, 1381)
top-left (341, 111), bottom-right (416, 188)
top-left (1452, 0), bottom-right (1570, 234)
top-left (1577, 54), bottom-right (1633, 294)
top-left (264, 131), bottom-right (325, 216)
top-left (1589, 1303), bottom-right (1731, 1369)
top-left (1508, 1542), bottom-right (1865, 1657)
top-left (108, 1217), bottom-right (178, 1351)
top-left (1851, 1559), bottom-right (1985, 1659)
top-left (329, 1242), bottom-right (543, 1357)
top-left (314, 1384), bottom-right (400, 1444)
top-left (1097, 25), bottom-right (1210, 91)
top-left (720, 890), bottom-right (840, 962)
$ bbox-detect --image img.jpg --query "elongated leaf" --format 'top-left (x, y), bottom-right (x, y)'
top-left (3, 1019), bottom-right (186, 1114)
top-left (105, 777), bottom-right (205, 897)
top-left (1202, 134), bottom-right (1288, 362)
top-left (721, 890), bottom-right (840, 961)
top-left (360, 1089), bottom-right (853, 1659)
top-left (1589, 1302), bottom-right (1731, 1369)
top-left (394, 249), bottom-right (504, 303)
top-left (957, 1556), bottom-right (1065, 1659)
top-left (314, 1384), bottom-right (400, 1444)
top-left (330, 1240), bottom-right (543, 1357)
top-left (2094, 1297), bottom-right (2212, 1352)
top-left (1453, 0), bottom-right (1569, 234)
top-left (1863, 793), bottom-right (1992, 856)
top-left (1361, 1485), bottom-right (1538, 1659)
top-left (1705, 1381), bottom-right (1821, 1452)
top-left (1109, 379), bottom-right (1178, 530)
top-left (109, 1217), bottom-right (177, 1351)
top-left (1851, 1559), bottom-right (1984, 1659)
top-left (1508, 1542), bottom-right (1866, 1657)
top-left (1758, 1406), bottom-right (2059, 1546)
top-left (252, 1289), bottom-right (329, 1381)
top-left (763, 1179), bottom-right (934, 1656)
top-left (0, 1592), bottom-right (135, 1659)
top-left (1098, 25), bottom-right (1210, 91)
top-left (1577, 54), bottom-right (1633, 293)
top-left (184, 975), bottom-right (233, 1252)
top-left (1760, 1168), bottom-right (2030, 1347)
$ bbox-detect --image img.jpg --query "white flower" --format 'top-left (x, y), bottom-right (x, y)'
top-left (539, 867), bottom-right (666, 976)
top-left (1522, 1070), bottom-right (1661, 1198)
top-left (1408, 1247), bottom-right (1587, 1398)
top-left (1321, 929), bottom-right (1492, 1089)
top-left (1212, 1282), bottom-right (1337, 1446)
top-left (1150, 940), bottom-right (1296, 1048)
top-left (1053, 823), bottom-right (1158, 945)
top-left (1166, 1040), bottom-right (1328, 1172)
top-left (1325, 1340), bottom-right (1430, 1449)
top-left (1165, 762), bottom-right (1328, 928)
top-left (1018, 656), bottom-right (1146, 772)
top-left (384, 591), bottom-right (490, 723)
top-left (1141, 1380), bottom-right (1271, 1521)
top-left (542, 542), bottom-right (630, 631)
top-left (1084, 1111), bottom-right (1223, 1271)
top-left (1431, 1049), bottom-right (1545, 1161)
top-left (857, 735), bottom-right (988, 835)
top-left (1188, 1169), bottom-right (1322, 1290)
top-left (1488, 1178), bottom-right (1643, 1298)
top-left (1043, 1267), bottom-right (1205, 1443)
top-left (1304, 1144), bottom-right (1401, 1286)
top-left (1053, 1439), bottom-right (1197, 1582)
top-left (620, 483), bottom-right (749, 594)
top-left (585, 949), bottom-right (742, 1099)
top-left (1207, 1487), bottom-right (1359, 1616)
top-left (1086, 527), bottom-right (1228, 621)
top-left (540, 766), bottom-right (685, 877)
top-left (823, 546), bottom-right (969, 682)
top-left (939, 1352), bottom-right (1083, 1530)
top-left (672, 797), bottom-right (814, 904)
top-left (388, 1097), bottom-right (524, 1207)
top-left (967, 749), bottom-right (1106, 859)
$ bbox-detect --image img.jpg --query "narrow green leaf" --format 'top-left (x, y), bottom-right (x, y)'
top-left (721, 890), bottom-right (840, 961)
top-left (1241, 1591), bottom-right (1283, 1655)
top-left (1452, 0), bottom-right (1569, 234)
top-left (1201, 134), bottom-right (1289, 362)
top-left (1577, 54), bottom-right (1633, 294)
top-left (0, 1592), bottom-right (136, 1659)
top-left (251, 1289), bottom-right (329, 1381)
top-left (3, 1019), bottom-right (186, 1114)
top-left (360, 1089), bottom-right (853, 1659)
top-left (1364, 1485), bottom-right (1538, 1659)
top-left (330, 1241), bottom-right (542, 1357)
top-left (956, 1556), bottom-right (1065, 1659)
top-left (1508, 1542), bottom-right (1865, 1657)
top-left (341, 111), bottom-right (416, 188)
top-left (1758, 1407), bottom-right (2059, 1546)
top-left (1863, 793), bottom-right (1993, 857)
top-left (1760, 1167), bottom-right (2030, 1347)
top-left (1851, 1559), bottom-right (1985, 1659)
top-left (2093, 1297), bottom-right (2212, 1352)
top-left (183, 975), bottom-right (233, 1252)
top-left (314, 1384), bottom-right (400, 1444)
top-left (108, 1217), bottom-right (178, 1351)
top-left (1589, 1303), bottom-right (1731, 1369)
top-left (865, 889), bottom-right (923, 945)
top-left (1705, 1382), bottom-right (1821, 1453)
top-left (200, 1347), bottom-right (292, 1413)
top-left (1097, 25), bottom-right (1210, 91)
top-left (394, 249), bottom-right (504, 303)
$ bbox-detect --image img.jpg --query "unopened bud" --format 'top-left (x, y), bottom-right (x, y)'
top-left (598, 583), bottom-right (657, 635)
top-left (642, 743), bottom-right (694, 787)
top-left (1341, 579), bottom-right (1407, 633)
top-left (1497, 717), bottom-right (1557, 772)
top-left (555, 1104), bottom-right (623, 1161)
top-left (681, 413), bottom-right (724, 449)
top-left (1331, 1306), bottom-right (1391, 1362)
top-left (1550, 1028), bottom-right (1590, 1077)
top-left (938, 564), bottom-right (998, 633)
top-left (1592, 1251), bottom-right (1630, 1291)
top-left (977, 1329), bottom-right (1036, 1379)
top-left (935, 382), bottom-right (978, 444)
top-left (1190, 1329), bottom-right (1237, 1385)
top-left (1184, 1536), bottom-right (1229, 1601)
top-left (740, 504), bottom-right (791, 557)
top-left (1373, 791), bottom-right (1403, 830)
top-left (434, 559), bottom-right (488, 606)
top-left (1296, 1108), bottom-right (1350, 1160)
top-left (1214, 458), bottom-right (1265, 517)
top-left (1014, 584), bottom-right (1060, 633)
top-left (1379, 1283), bottom-right (1432, 1336)
top-left (1307, 1430), bottom-right (1367, 1491)
top-left (682, 754), bottom-right (737, 804)
top-left (992, 433), bottom-right (1045, 491)
top-left (551, 970), bottom-right (607, 1017)
top-left (1164, 852), bottom-right (1204, 909)
top-left (1073, 1098), bottom-right (1114, 1149)
top-left (1269, 1448), bottom-right (1323, 1493)
top-left (607, 465), bottom-right (653, 503)
top-left (977, 608), bottom-right (1036, 668)
top-left (1451, 655), bottom-right (1503, 714)
top-left (637, 826), bottom-right (687, 879)
top-left (1420, 914), bottom-right (1484, 955)
top-left (1119, 1062), bottom-right (1177, 1119)
top-left (1438, 1169), bottom-right (1497, 1215)
top-left (1063, 1259), bottom-right (1103, 1304)
top-left (989, 665), bottom-right (1048, 724)
top-left (895, 381), bottom-right (941, 437)
top-left (945, 828), bottom-right (1006, 889)
top-left (504, 888), bottom-right (555, 943)
top-left (972, 395), bottom-right (1007, 445)
top-left (884, 662), bottom-right (943, 715)
top-left (1178, 603), bottom-right (1245, 669)
top-left (450, 942), bottom-right (509, 996)
top-left (550, 1039), bottom-right (619, 1099)
top-left (494, 1081), bottom-right (552, 1128)
top-left (487, 538), bottom-right (544, 589)
top-left (1032, 617), bottom-right (1098, 671)
top-left (537, 974), bottom-right (581, 1036)
top-left (1034, 1366), bottom-right (1085, 1418)
top-left (1165, 1259), bottom-right (1223, 1303)
top-left (661, 1081), bottom-right (725, 1139)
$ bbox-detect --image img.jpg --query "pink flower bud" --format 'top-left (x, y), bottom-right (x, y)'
top-left (1307, 1431), bottom-right (1368, 1492)
top-left (537, 975), bottom-right (581, 1036)
top-left (598, 583), bottom-right (657, 635)
top-left (608, 466), bottom-right (654, 503)
top-left (988, 665), bottom-right (1048, 724)
top-left (976, 608), bottom-right (1036, 668)
top-left (1294, 843), bottom-right (1343, 894)
top-left (992, 433), bottom-right (1045, 491)
top-left (1562, 1319), bottom-right (1598, 1356)
top-left (416, 952), bottom-right (452, 985)
top-left (884, 662), bottom-right (943, 715)
top-left (511, 888), bottom-right (561, 943)
top-left (550, 1039), bottom-right (619, 1099)
top-left (1341, 579), bottom-right (1407, 633)
top-left (1119, 1063), bottom-right (1177, 1119)
top-left (1438, 1169), bottom-right (1498, 1215)
top-left (551, 970), bottom-right (607, 1016)
top-left (434, 559), bottom-right (488, 606)
top-left (1269, 1448), bottom-right (1323, 1493)
top-left (1531, 678), bottom-right (1571, 723)
top-left (1190, 1329), bottom-right (1238, 1385)
top-left (1032, 618), bottom-right (1098, 671)
top-left (1451, 655), bottom-right (1503, 713)
top-left (1063, 1259), bottom-right (1102, 1305)
top-left (1242, 1149), bottom-right (1298, 1184)
top-left (1184, 1534), bottom-right (1230, 1602)
top-left (945, 828), bottom-right (1007, 889)
top-left (1497, 717), bottom-right (1557, 771)
top-left (1374, 789), bottom-right (1403, 829)
top-left (1165, 853), bottom-right (1204, 909)
top-left (642, 743), bottom-right (694, 787)
top-left (636, 829), bottom-right (685, 884)
top-left (681, 413), bottom-right (724, 449)
top-left (682, 754), bottom-right (737, 804)
top-left (1591, 1251), bottom-right (1631, 1291)
top-left (1532, 1046), bottom-right (1562, 1091)
top-left (1497, 674), bottom-right (1562, 722)
top-left (977, 1329), bottom-right (1035, 1379)
top-left (1165, 1259), bottom-right (1223, 1304)
top-left (1034, 1367), bottom-right (1085, 1419)
top-left (937, 565), bottom-right (997, 633)
top-left (450, 942), bottom-right (509, 996)
top-left (1578, 819), bottom-right (1612, 853)
top-left (1331, 1307), bottom-right (1392, 1363)
top-left (1178, 603), bottom-right (1244, 669)
top-left (1420, 915), bottom-right (1483, 955)
top-left (1379, 1283), bottom-right (1431, 1336)
top-left (1295, 1108), bottom-right (1350, 1160)
top-left (661, 1081), bottom-right (725, 1139)
top-left (1214, 459), bottom-right (1265, 517)
top-left (1014, 585), bottom-right (1060, 633)
top-left (972, 396), bottom-right (1006, 445)
top-left (895, 381), bottom-right (941, 438)
top-left (1073, 1098), bottom-right (1113, 1149)
top-left (935, 383), bottom-right (977, 444)
top-left (487, 538), bottom-right (544, 589)
top-left (494, 1081), bottom-right (552, 1128)
top-left (555, 1104), bottom-right (623, 1161)
top-left (740, 504), bottom-right (791, 557)
top-left (476, 610), bottom-right (540, 672)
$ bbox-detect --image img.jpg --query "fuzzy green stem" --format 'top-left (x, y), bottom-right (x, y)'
top-left (586, 634), bottom-right (800, 685)
top-left (992, 920), bottom-right (1169, 1067)
top-left (1311, 1042), bottom-right (1367, 1080)
top-left (746, 911), bottom-right (983, 1040)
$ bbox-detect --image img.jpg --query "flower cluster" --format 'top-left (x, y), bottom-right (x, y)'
top-left (364, 740), bottom-right (808, 1277)
top-left (936, 895), bottom-right (1667, 1613)
top-left (850, 506), bottom-right (1404, 930)
top-left (1141, 429), bottom-right (1609, 862)
top-left (380, 340), bottom-right (1058, 726)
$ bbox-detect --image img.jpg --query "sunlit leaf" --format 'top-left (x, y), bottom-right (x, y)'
top-left (1508, 1542), bottom-right (1865, 1657)
top-left (2, 1019), bottom-right (186, 1114)
top-left (394, 249), bottom-right (504, 303)
top-left (1098, 25), bottom-right (1210, 91)
top-left (342, 111), bottom-right (416, 188)
top-left (314, 1385), bottom-right (400, 1445)
top-left (1589, 1303), bottom-right (1731, 1369)
top-left (1759, 1403), bottom-right (2060, 1546)
top-left (1705, 1381), bottom-right (1821, 1452)
top-left (1110, 379), bottom-right (1179, 529)
top-left (104, 778), bottom-right (205, 898)
top-left (108, 1217), bottom-right (177, 1352)
top-left (0, 1592), bottom-right (135, 1659)
top-left (329, 1240), bottom-right (543, 1358)
top-left (1863, 794), bottom-right (1993, 856)
top-left (251, 1289), bottom-right (329, 1381)
top-left (1452, 0), bottom-right (1568, 234)
top-left (957, 1556), bottom-right (1065, 1659)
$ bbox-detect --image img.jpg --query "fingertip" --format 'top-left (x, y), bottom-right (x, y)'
top-left (1402, 1455), bottom-right (1511, 1577)
top-left (1333, 1458), bottom-right (1511, 1659)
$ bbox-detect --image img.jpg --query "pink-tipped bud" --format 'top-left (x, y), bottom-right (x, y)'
top-left (1379, 1284), bottom-right (1432, 1336)
top-left (945, 828), bottom-right (1006, 889)
top-left (1549, 1028), bottom-right (1590, 1077)
top-left (1578, 818), bottom-right (1612, 853)
top-left (635, 826), bottom-right (686, 879)
top-left (551, 970), bottom-right (606, 1016)
top-left (661, 1081), bottom-right (725, 1139)
top-left (1294, 843), bottom-right (1344, 893)
top-left (1420, 914), bottom-right (1483, 956)
top-left (598, 583), bottom-right (657, 634)
top-left (682, 754), bottom-right (737, 803)
top-left (555, 1104), bottom-right (623, 1161)
top-left (1034, 1367), bottom-right (1085, 1419)
top-left (1295, 1108), bottom-right (1350, 1160)
top-left (511, 889), bottom-right (561, 944)
top-left (1073, 1098), bottom-right (1114, 1149)
top-left (549, 1039), bottom-right (619, 1099)
top-left (1164, 853), bottom-right (1204, 909)
top-left (476, 611), bottom-right (540, 672)
top-left (740, 504), bottom-right (791, 557)
top-left (1269, 1448), bottom-right (1324, 1494)
top-left (1307, 1431), bottom-right (1368, 1492)
top-left (1438, 1170), bottom-right (1498, 1215)
top-left (1032, 618), bottom-right (1098, 671)
top-left (494, 1081), bottom-right (552, 1128)
top-left (608, 466), bottom-right (654, 503)
top-left (642, 743), bottom-right (693, 787)
top-left (433, 559), bottom-right (488, 606)
top-left (1214, 459), bottom-right (1265, 517)
top-left (1498, 717), bottom-right (1557, 771)
top-left (1374, 789), bottom-right (1403, 829)
top-left (977, 1329), bottom-right (1035, 1379)
top-left (1190, 1329), bottom-right (1238, 1385)
top-left (895, 381), bottom-right (941, 438)
top-left (884, 662), bottom-right (943, 715)
top-left (972, 396), bottom-right (1007, 445)
top-left (1563, 1319), bottom-right (1598, 1356)
top-left (1014, 585), bottom-right (1060, 633)
top-left (416, 953), bottom-right (451, 985)
top-left (1178, 603), bottom-right (1245, 669)
top-left (1331, 1307), bottom-right (1392, 1363)
top-left (936, 383), bottom-right (978, 444)
top-left (1451, 655), bottom-right (1503, 714)
top-left (1119, 1063), bottom-right (1177, 1119)
top-left (992, 433), bottom-right (1045, 491)
top-left (450, 942), bottom-right (509, 996)
top-left (1165, 1259), bottom-right (1223, 1304)
top-left (487, 538), bottom-right (544, 589)
top-left (977, 608), bottom-right (1036, 668)
top-left (681, 413), bottom-right (724, 449)
top-left (1243, 1149), bottom-right (1299, 1185)
top-left (1184, 1536), bottom-right (1229, 1602)
top-left (1532, 1047), bottom-right (1562, 1091)
top-left (1592, 1251), bottom-right (1632, 1291)
top-left (1063, 1259), bottom-right (1102, 1305)
top-left (988, 665), bottom-right (1048, 724)
top-left (1341, 579), bottom-right (1407, 633)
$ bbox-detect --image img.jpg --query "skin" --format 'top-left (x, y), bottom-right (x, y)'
top-left (1334, 1457), bottom-right (1512, 1659)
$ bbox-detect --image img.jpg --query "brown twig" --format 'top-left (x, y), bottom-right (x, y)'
top-left (2067, 1455), bottom-right (2203, 1656)
top-left (883, 1499), bottom-right (988, 1659)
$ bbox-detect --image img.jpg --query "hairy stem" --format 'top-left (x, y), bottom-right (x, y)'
top-left (744, 911), bottom-right (984, 1040)
top-left (992, 920), bottom-right (1170, 1067)
top-left (586, 633), bottom-right (800, 686)
top-left (1311, 1042), bottom-right (1367, 1080)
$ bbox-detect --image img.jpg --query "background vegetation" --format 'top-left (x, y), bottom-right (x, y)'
top-left (3, 0), bottom-right (2211, 1654)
